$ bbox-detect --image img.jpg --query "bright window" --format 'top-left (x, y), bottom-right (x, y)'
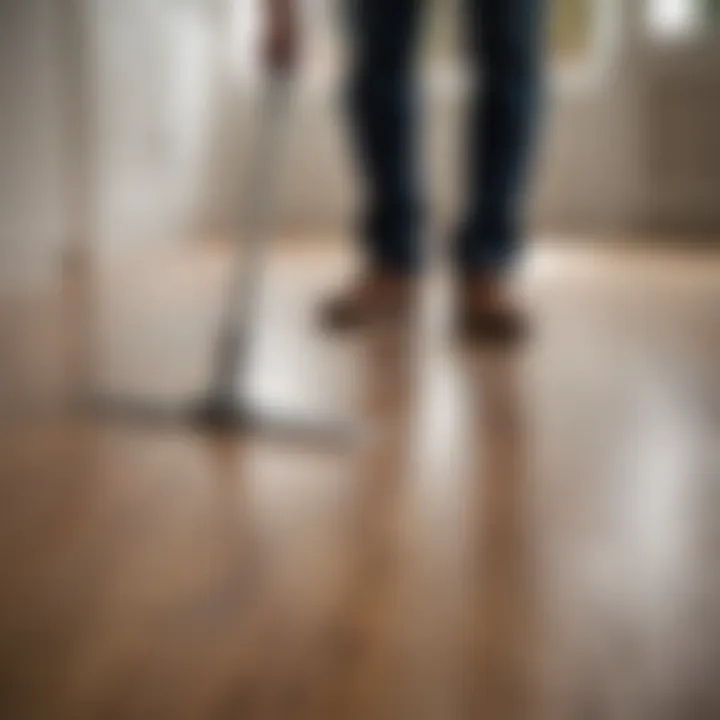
top-left (646, 0), bottom-right (720, 37)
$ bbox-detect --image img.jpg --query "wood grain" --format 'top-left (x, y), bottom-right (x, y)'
top-left (0, 241), bottom-right (718, 719)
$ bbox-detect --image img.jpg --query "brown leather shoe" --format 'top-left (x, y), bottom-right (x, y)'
top-left (457, 272), bottom-right (528, 344)
top-left (319, 270), bottom-right (416, 332)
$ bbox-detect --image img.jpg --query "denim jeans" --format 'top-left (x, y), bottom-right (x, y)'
top-left (346, 0), bottom-right (545, 273)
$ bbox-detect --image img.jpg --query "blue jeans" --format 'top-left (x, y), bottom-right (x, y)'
top-left (347, 0), bottom-right (545, 273)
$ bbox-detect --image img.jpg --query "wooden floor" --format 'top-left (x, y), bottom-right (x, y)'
top-left (0, 241), bottom-right (719, 719)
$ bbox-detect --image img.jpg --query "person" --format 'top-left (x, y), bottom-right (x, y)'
top-left (264, 0), bottom-right (545, 341)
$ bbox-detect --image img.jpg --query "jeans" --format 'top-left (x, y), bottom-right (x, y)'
top-left (347, 0), bottom-right (545, 273)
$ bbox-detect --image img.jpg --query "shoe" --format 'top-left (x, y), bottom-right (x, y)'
top-left (318, 270), bottom-right (416, 332)
top-left (456, 271), bottom-right (528, 344)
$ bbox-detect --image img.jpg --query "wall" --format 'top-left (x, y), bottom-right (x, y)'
top-left (1, 0), bottom-right (716, 293)
top-left (0, 0), bottom-right (67, 291)
top-left (88, 0), bottom-right (221, 263)
top-left (631, 36), bottom-right (720, 234)
top-left (0, 0), bottom-right (223, 288)
top-left (68, 0), bottom-right (720, 248)
top-left (204, 0), bottom-right (640, 238)
top-left (205, 0), bottom-right (720, 239)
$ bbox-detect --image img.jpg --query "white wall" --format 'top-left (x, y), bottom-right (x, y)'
top-left (89, 0), bottom-right (221, 262)
top-left (0, 0), bottom-right (225, 287)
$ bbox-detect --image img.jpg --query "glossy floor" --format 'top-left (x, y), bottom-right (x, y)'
top-left (0, 241), bottom-right (719, 719)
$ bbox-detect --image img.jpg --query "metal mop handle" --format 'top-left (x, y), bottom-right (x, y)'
top-left (210, 72), bottom-right (294, 401)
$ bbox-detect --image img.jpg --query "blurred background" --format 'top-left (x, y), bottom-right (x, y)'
top-left (1, 0), bottom-right (720, 284)
top-left (0, 2), bottom-right (719, 719)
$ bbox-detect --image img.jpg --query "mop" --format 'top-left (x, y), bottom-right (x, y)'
top-left (85, 71), bottom-right (350, 443)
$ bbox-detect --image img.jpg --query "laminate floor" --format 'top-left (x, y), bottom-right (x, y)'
top-left (0, 240), bottom-right (718, 719)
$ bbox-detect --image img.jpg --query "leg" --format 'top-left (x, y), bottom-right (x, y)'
top-left (456, 0), bottom-right (546, 272)
top-left (347, 0), bottom-right (426, 273)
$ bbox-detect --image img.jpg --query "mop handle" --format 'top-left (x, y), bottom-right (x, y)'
top-left (211, 72), bottom-right (295, 399)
